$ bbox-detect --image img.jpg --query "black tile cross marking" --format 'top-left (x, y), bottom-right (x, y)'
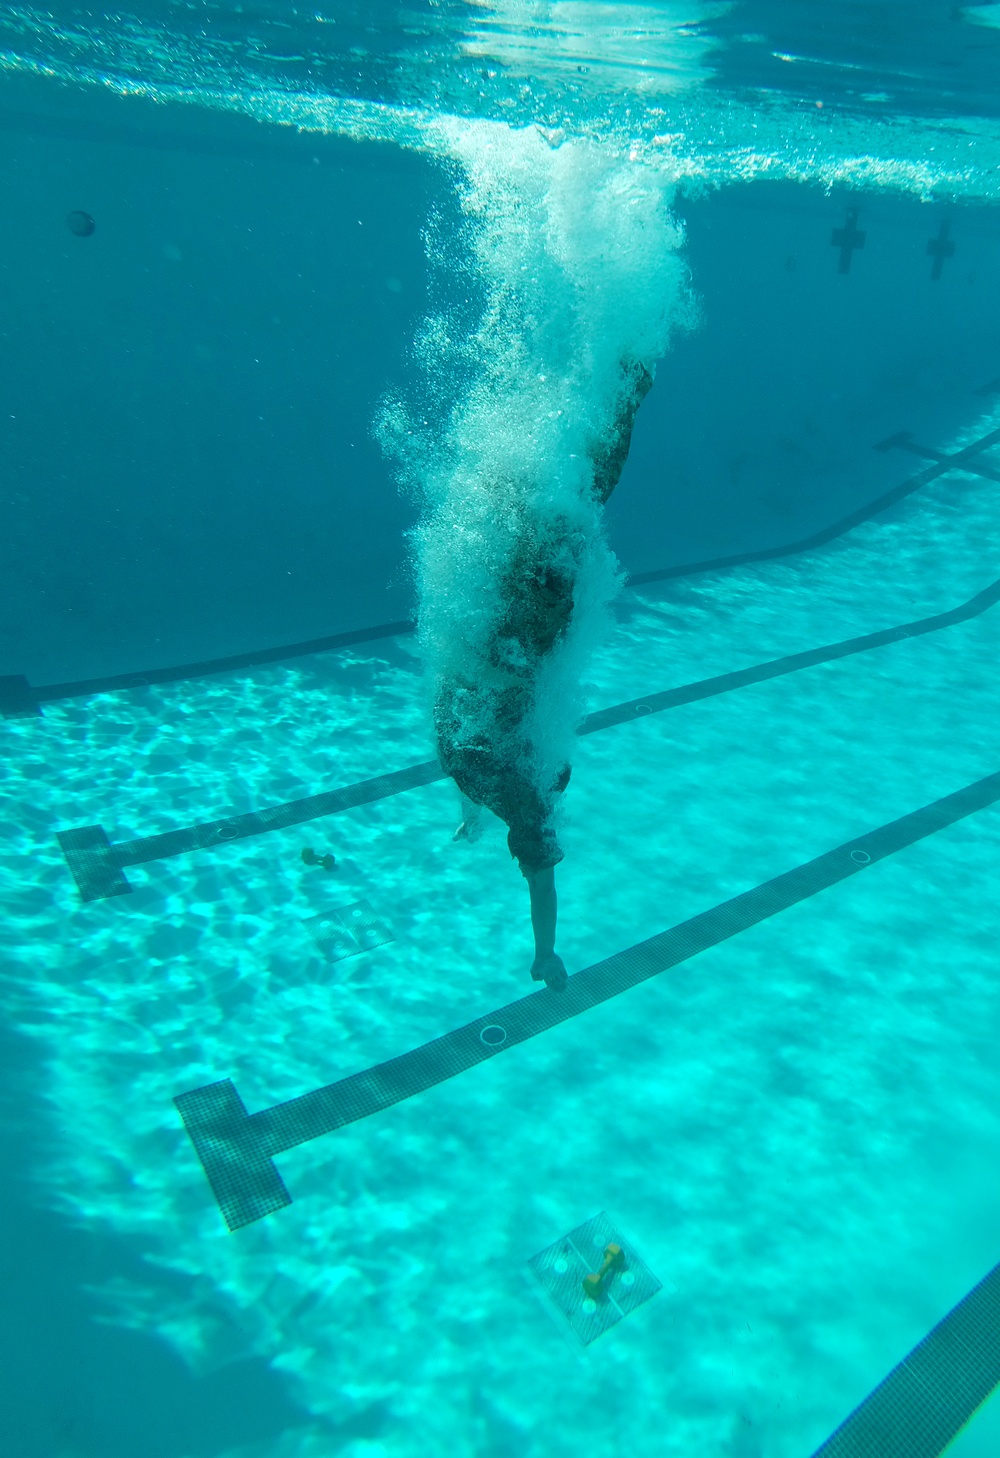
top-left (58, 572), bottom-right (1000, 902)
top-left (174, 769), bottom-right (1000, 1230)
top-left (831, 207), bottom-right (866, 273)
top-left (811, 1255), bottom-right (1000, 1457)
top-left (927, 221), bottom-right (956, 282)
top-left (873, 430), bottom-right (1000, 484)
top-left (8, 425), bottom-right (1000, 718)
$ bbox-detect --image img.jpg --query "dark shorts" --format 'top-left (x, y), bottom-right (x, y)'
top-left (438, 735), bottom-right (570, 875)
top-left (505, 812), bottom-right (563, 876)
top-left (504, 760), bottom-right (571, 873)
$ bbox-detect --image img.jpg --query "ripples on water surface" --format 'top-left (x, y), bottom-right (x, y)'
top-left (3, 2), bottom-right (1000, 186)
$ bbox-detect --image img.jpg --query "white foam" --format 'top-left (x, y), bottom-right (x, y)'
top-left (5, 2), bottom-right (1000, 203)
top-left (381, 122), bottom-right (694, 794)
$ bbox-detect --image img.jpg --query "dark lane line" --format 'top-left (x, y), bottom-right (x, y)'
top-left (811, 1257), bottom-right (1000, 1457)
top-left (37, 620), bottom-right (416, 702)
top-left (175, 768), bottom-right (1000, 1229)
top-left (630, 424), bottom-right (1000, 586)
top-left (58, 571), bottom-right (1000, 900)
top-left (582, 573), bottom-right (1000, 734)
top-left (0, 619), bottom-right (416, 719)
top-left (9, 425), bottom-right (1000, 718)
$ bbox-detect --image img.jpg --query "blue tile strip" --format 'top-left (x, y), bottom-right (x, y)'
top-left (59, 572), bottom-right (1000, 899)
top-left (57, 825), bottom-right (132, 902)
top-left (175, 769), bottom-right (1000, 1229)
top-left (811, 1260), bottom-right (1000, 1457)
top-left (630, 424), bottom-right (1000, 586)
top-left (11, 424), bottom-right (1000, 716)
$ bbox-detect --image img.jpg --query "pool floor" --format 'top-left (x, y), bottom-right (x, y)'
top-left (3, 405), bottom-right (1000, 1457)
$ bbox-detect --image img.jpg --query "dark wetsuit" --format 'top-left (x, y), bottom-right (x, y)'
top-left (434, 551), bottom-right (576, 873)
top-left (435, 363), bottom-right (653, 873)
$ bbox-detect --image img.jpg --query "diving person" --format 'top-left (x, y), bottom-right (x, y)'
top-left (435, 361), bottom-right (653, 990)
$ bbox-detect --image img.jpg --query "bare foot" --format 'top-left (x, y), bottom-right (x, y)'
top-left (531, 951), bottom-right (568, 992)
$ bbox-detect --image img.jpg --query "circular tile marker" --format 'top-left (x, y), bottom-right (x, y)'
top-left (479, 1024), bottom-right (507, 1047)
top-left (850, 849), bottom-right (871, 864)
top-left (67, 209), bottom-right (95, 237)
top-left (215, 824), bottom-right (240, 841)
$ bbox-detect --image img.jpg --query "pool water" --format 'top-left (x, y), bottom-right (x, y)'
top-left (4, 3), bottom-right (1000, 1455)
top-left (4, 399), bottom-right (1000, 1455)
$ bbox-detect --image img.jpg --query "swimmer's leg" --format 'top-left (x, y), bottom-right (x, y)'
top-left (525, 865), bottom-right (568, 992)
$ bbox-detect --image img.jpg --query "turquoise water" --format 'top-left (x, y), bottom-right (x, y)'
top-left (4, 408), bottom-right (1000, 1454)
top-left (3, 3), bottom-right (1000, 1455)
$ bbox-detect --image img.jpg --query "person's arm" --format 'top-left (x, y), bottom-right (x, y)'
top-left (526, 866), bottom-right (568, 990)
top-left (526, 864), bottom-right (557, 957)
top-left (589, 362), bottom-right (654, 506)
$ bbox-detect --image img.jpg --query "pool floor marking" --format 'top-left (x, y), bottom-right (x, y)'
top-left (811, 1257), bottom-right (1000, 1457)
top-left (831, 207), bottom-right (866, 273)
top-left (927, 221), bottom-right (956, 282)
top-left (59, 572), bottom-right (1000, 901)
top-left (581, 573), bottom-right (1000, 736)
top-left (0, 674), bottom-right (41, 720)
top-left (630, 422), bottom-right (1000, 587)
top-left (877, 432), bottom-right (1000, 483)
top-left (527, 1211), bottom-right (662, 1347)
top-left (175, 768), bottom-right (1000, 1230)
top-left (4, 619), bottom-right (417, 720)
top-left (58, 759), bottom-right (445, 902)
top-left (56, 825), bottom-right (132, 901)
top-left (9, 424), bottom-right (1000, 718)
top-left (305, 900), bottom-right (395, 964)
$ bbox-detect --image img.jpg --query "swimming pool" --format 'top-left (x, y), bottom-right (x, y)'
top-left (2, 5), bottom-right (1000, 1456)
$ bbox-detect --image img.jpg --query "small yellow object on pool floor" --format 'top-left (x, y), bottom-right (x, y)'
top-left (582, 1242), bottom-right (625, 1301)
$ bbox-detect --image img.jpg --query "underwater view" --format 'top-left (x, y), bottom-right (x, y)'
top-left (2, 2), bottom-right (1000, 1455)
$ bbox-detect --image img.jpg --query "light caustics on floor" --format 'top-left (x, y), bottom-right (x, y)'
top-left (2, 404), bottom-right (1000, 1456)
top-left (4, 7), bottom-right (1000, 1451)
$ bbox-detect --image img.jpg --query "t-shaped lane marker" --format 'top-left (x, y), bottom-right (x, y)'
top-left (831, 207), bottom-right (866, 273)
top-left (927, 220), bottom-right (956, 281)
top-left (175, 769), bottom-right (1000, 1230)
